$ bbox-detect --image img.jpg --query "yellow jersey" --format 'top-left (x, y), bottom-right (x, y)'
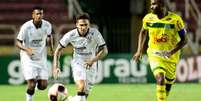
top-left (142, 12), bottom-right (185, 63)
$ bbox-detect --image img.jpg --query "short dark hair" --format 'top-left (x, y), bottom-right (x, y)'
top-left (32, 6), bottom-right (43, 11)
top-left (76, 12), bottom-right (90, 21)
top-left (158, 0), bottom-right (167, 7)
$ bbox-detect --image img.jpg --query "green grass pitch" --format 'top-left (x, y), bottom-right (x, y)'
top-left (0, 83), bottom-right (201, 101)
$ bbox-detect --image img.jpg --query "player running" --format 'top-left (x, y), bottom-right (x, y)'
top-left (16, 6), bottom-right (54, 101)
top-left (53, 12), bottom-right (108, 101)
top-left (133, 0), bottom-right (188, 101)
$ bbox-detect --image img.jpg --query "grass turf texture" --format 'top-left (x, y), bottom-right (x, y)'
top-left (0, 83), bottom-right (200, 101)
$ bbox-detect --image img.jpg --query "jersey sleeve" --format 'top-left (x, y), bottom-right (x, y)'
top-left (59, 32), bottom-right (71, 47)
top-left (142, 16), bottom-right (148, 30)
top-left (17, 25), bottom-right (26, 41)
top-left (175, 16), bottom-right (185, 31)
top-left (47, 22), bottom-right (52, 35)
top-left (94, 29), bottom-right (106, 46)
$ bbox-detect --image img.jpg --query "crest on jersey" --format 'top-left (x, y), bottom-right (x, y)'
top-left (86, 34), bottom-right (92, 43)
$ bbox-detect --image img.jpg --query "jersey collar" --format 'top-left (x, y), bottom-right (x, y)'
top-left (77, 28), bottom-right (89, 37)
top-left (32, 20), bottom-right (42, 29)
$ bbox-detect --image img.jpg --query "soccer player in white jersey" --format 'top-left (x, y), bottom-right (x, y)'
top-left (16, 6), bottom-right (54, 101)
top-left (53, 12), bottom-right (108, 101)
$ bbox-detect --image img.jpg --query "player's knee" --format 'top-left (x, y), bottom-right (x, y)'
top-left (37, 84), bottom-right (47, 90)
top-left (156, 73), bottom-right (165, 85)
top-left (37, 80), bottom-right (47, 90)
top-left (28, 83), bottom-right (36, 90)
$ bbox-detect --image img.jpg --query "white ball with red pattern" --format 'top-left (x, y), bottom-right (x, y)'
top-left (48, 83), bottom-right (68, 101)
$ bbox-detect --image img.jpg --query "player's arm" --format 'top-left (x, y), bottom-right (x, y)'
top-left (52, 44), bottom-right (63, 79)
top-left (85, 45), bottom-right (108, 68)
top-left (16, 39), bottom-right (33, 56)
top-left (168, 29), bottom-right (188, 55)
top-left (47, 34), bottom-right (54, 56)
top-left (132, 27), bottom-right (148, 61)
top-left (93, 45), bottom-right (108, 62)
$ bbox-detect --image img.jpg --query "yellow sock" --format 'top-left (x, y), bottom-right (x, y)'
top-left (156, 85), bottom-right (166, 101)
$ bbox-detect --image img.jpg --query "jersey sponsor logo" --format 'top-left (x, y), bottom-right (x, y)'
top-left (75, 46), bottom-right (92, 55)
top-left (77, 52), bottom-right (92, 55)
top-left (153, 34), bottom-right (168, 43)
top-left (31, 39), bottom-right (42, 47)
top-left (147, 22), bottom-right (175, 29)
top-left (75, 47), bottom-right (86, 53)
top-left (75, 47), bottom-right (86, 50)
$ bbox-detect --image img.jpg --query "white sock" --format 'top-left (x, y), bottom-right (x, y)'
top-left (26, 93), bottom-right (33, 101)
top-left (81, 95), bottom-right (86, 101)
top-left (69, 95), bottom-right (86, 101)
top-left (76, 95), bottom-right (86, 101)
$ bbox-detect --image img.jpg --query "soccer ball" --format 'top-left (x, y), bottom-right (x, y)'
top-left (48, 83), bottom-right (68, 101)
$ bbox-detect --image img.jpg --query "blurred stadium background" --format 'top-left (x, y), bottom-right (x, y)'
top-left (0, 0), bottom-right (201, 101)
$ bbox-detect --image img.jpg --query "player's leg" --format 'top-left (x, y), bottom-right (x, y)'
top-left (75, 80), bottom-right (87, 101)
top-left (26, 79), bottom-right (36, 101)
top-left (22, 65), bottom-right (37, 101)
top-left (152, 66), bottom-right (167, 101)
top-left (165, 63), bottom-right (176, 96)
top-left (70, 61), bottom-right (87, 101)
top-left (84, 80), bottom-right (92, 99)
top-left (165, 79), bottom-right (174, 96)
top-left (37, 67), bottom-right (49, 90)
top-left (84, 66), bottom-right (96, 99)
top-left (37, 79), bottom-right (48, 90)
top-left (149, 57), bottom-right (167, 101)
top-left (154, 68), bottom-right (166, 101)
top-left (68, 80), bottom-right (86, 101)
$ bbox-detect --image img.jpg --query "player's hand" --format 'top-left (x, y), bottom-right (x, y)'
top-left (132, 52), bottom-right (141, 62)
top-left (84, 59), bottom-right (94, 69)
top-left (25, 48), bottom-right (33, 56)
top-left (53, 67), bottom-right (61, 79)
top-left (49, 49), bottom-right (54, 56)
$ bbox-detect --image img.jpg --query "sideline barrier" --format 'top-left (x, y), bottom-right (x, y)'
top-left (0, 54), bottom-right (201, 85)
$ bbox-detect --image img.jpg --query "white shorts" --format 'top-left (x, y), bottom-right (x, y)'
top-left (71, 59), bottom-right (97, 94)
top-left (21, 61), bottom-right (48, 80)
top-left (20, 52), bottom-right (49, 80)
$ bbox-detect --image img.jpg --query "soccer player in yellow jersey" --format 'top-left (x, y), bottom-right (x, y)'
top-left (133, 0), bottom-right (188, 101)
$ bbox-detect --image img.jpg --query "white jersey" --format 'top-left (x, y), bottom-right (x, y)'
top-left (59, 28), bottom-right (106, 60)
top-left (17, 19), bottom-right (52, 68)
top-left (60, 28), bottom-right (106, 92)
